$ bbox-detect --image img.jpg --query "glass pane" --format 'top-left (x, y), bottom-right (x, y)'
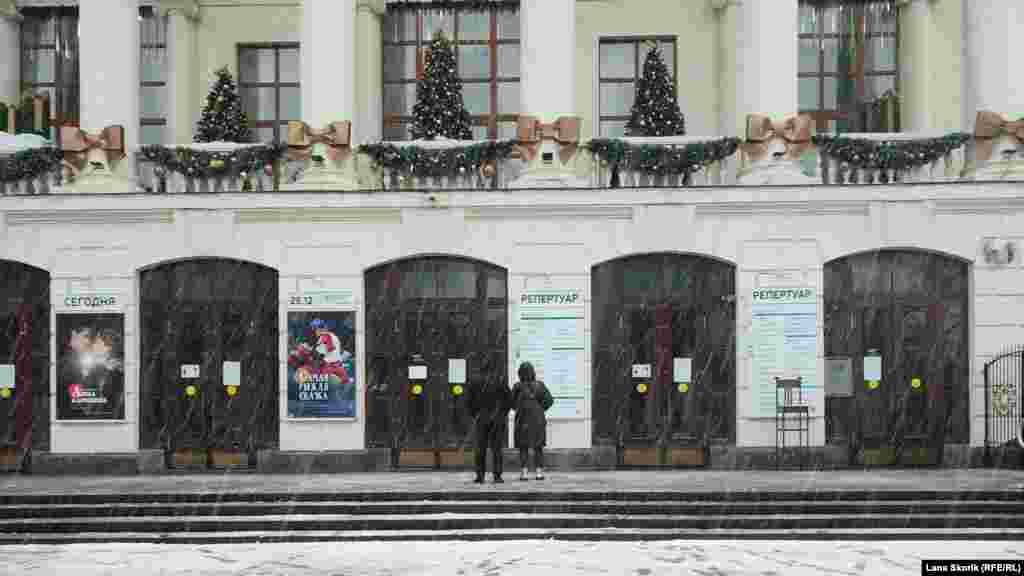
top-left (139, 124), bottom-right (165, 146)
top-left (458, 45), bottom-right (490, 79)
top-left (600, 82), bottom-right (635, 116)
top-left (279, 86), bottom-right (301, 122)
top-left (59, 84), bottom-right (79, 124)
top-left (471, 125), bottom-right (488, 141)
top-left (867, 5), bottom-right (897, 35)
top-left (277, 123), bottom-right (291, 143)
top-left (497, 44), bottom-right (519, 78)
top-left (823, 38), bottom-right (839, 74)
top-left (600, 120), bottom-right (627, 138)
top-left (497, 12), bottom-right (519, 39)
top-left (658, 41), bottom-right (674, 76)
top-left (866, 74), bottom-right (896, 100)
top-left (599, 43), bottom-right (635, 79)
top-left (799, 38), bottom-right (819, 74)
top-left (238, 48), bottom-right (275, 83)
top-left (799, 5), bottom-right (817, 34)
top-left (384, 45), bottom-right (418, 82)
top-left (22, 12), bottom-right (56, 45)
top-left (458, 12), bottom-right (489, 42)
top-left (241, 86), bottom-right (276, 121)
top-left (462, 83), bottom-right (489, 115)
top-left (498, 121), bottom-right (517, 140)
top-left (384, 83), bottom-right (416, 116)
top-left (279, 48), bottom-right (300, 83)
top-left (423, 11), bottom-right (454, 40)
top-left (799, 77), bottom-right (819, 110)
top-left (823, 77), bottom-right (837, 110)
top-left (869, 36), bottom-right (896, 72)
top-left (254, 126), bottom-right (276, 144)
top-left (23, 50), bottom-right (55, 83)
top-left (497, 82), bottom-right (519, 115)
top-left (140, 49), bottom-right (166, 83)
top-left (823, 7), bottom-right (842, 34)
top-left (383, 123), bottom-right (407, 141)
top-left (383, 12), bottom-right (417, 43)
top-left (140, 85), bottom-right (165, 118)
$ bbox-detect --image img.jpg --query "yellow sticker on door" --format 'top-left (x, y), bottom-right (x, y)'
top-left (867, 380), bottom-right (880, 390)
top-left (185, 385), bottom-right (197, 397)
top-left (911, 378), bottom-right (922, 390)
top-left (678, 383), bottom-right (689, 393)
top-left (226, 385), bottom-right (238, 397)
top-left (636, 382), bottom-right (648, 394)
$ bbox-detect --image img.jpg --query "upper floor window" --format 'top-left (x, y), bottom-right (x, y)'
top-left (597, 36), bottom-right (677, 138)
top-left (237, 43), bottom-right (301, 143)
top-left (140, 6), bottom-right (168, 145)
top-left (19, 5), bottom-right (79, 140)
top-left (798, 1), bottom-right (899, 133)
top-left (382, 9), bottom-right (521, 141)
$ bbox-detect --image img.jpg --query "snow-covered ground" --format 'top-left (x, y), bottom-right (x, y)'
top-left (1, 541), bottom-right (1021, 576)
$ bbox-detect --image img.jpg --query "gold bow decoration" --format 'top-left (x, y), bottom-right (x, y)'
top-left (60, 125), bottom-right (126, 174)
top-left (516, 116), bottom-right (581, 165)
top-left (973, 111), bottom-right (1024, 163)
top-left (287, 120), bottom-right (352, 163)
top-left (741, 114), bottom-right (815, 162)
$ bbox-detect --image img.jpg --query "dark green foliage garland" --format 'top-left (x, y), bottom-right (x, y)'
top-left (627, 45), bottom-right (686, 137)
top-left (386, 0), bottom-right (518, 13)
top-left (0, 147), bottom-right (63, 184)
top-left (812, 133), bottom-right (971, 173)
top-left (359, 140), bottom-right (516, 178)
top-left (139, 143), bottom-right (285, 180)
top-left (585, 138), bottom-right (741, 177)
top-left (410, 35), bottom-right (474, 140)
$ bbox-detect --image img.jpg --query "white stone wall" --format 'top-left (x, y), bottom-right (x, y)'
top-left (2, 184), bottom-right (1022, 453)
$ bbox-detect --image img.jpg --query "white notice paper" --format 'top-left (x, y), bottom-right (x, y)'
top-left (863, 356), bottom-right (882, 381)
top-left (223, 361), bottom-right (241, 387)
top-left (409, 365), bottom-right (428, 380)
top-left (0, 364), bottom-right (14, 389)
top-left (673, 358), bottom-right (692, 383)
top-left (448, 359), bottom-right (466, 384)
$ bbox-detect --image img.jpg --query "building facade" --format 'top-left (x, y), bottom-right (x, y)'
top-left (0, 0), bottom-right (1022, 473)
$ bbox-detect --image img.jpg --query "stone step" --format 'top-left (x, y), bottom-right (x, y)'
top-left (2, 500), bottom-right (1021, 519)
top-left (1, 513), bottom-right (1022, 533)
top-left (0, 527), bottom-right (1023, 545)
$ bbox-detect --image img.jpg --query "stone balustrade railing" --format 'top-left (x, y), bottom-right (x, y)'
top-left (135, 142), bottom-right (280, 194)
top-left (815, 132), bottom-right (970, 185)
top-left (0, 134), bottom-right (62, 196)
top-left (587, 136), bottom-right (742, 188)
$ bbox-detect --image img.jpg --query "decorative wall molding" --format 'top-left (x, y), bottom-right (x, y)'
top-left (157, 0), bottom-right (200, 20)
top-left (358, 0), bottom-right (386, 15)
top-left (5, 209), bottom-right (175, 227)
top-left (464, 205), bottom-right (633, 222)
top-left (709, 0), bottom-right (741, 12)
top-left (695, 200), bottom-right (869, 218)
top-left (932, 197), bottom-right (1024, 215)
top-left (236, 207), bottom-right (402, 224)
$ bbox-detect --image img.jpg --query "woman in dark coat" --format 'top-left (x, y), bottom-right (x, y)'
top-left (511, 361), bottom-right (550, 480)
top-left (467, 362), bottom-right (510, 484)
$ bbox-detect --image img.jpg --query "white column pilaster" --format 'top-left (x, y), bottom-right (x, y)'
top-left (302, 0), bottom-right (355, 130)
top-left (965, 0), bottom-right (1024, 129)
top-left (163, 1), bottom-right (200, 145)
top-left (0, 1), bottom-right (20, 107)
top-left (520, 0), bottom-right (575, 120)
top-left (356, 0), bottom-right (384, 144)
top-left (899, 0), bottom-right (931, 132)
top-left (734, 0), bottom-right (798, 133)
top-left (713, 0), bottom-right (741, 138)
top-left (78, 0), bottom-right (139, 186)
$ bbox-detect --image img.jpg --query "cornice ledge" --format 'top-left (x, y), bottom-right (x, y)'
top-left (464, 205), bottom-right (633, 221)
top-left (932, 197), bottom-right (1024, 215)
top-left (695, 200), bottom-right (868, 217)
top-left (235, 207), bottom-right (401, 224)
top-left (5, 209), bottom-right (176, 227)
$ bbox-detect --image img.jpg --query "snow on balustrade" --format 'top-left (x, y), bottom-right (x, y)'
top-left (0, 132), bottom-right (62, 196)
top-left (588, 136), bottom-right (741, 188)
top-left (136, 141), bottom-right (279, 194)
top-left (815, 132), bottom-right (970, 185)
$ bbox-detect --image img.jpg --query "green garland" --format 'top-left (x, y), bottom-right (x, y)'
top-left (0, 147), bottom-right (63, 184)
top-left (386, 0), bottom-right (518, 13)
top-left (139, 143), bottom-right (286, 180)
top-left (358, 140), bottom-right (516, 179)
top-left (585, 137), bottom-right (741, 177)
top-left (812, 133), bottom-right (971, 174)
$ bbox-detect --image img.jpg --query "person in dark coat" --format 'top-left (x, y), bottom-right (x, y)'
top-left (467, 362), bottom-right (510, 484)
top-left (511, 361), bottom-right (550, 480)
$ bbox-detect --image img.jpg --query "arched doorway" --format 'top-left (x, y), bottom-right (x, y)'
top-left (592, 253), bottom-right (736, 467)
top-left (139, 258), bottom-right (278, 468)
top-left (0, 260), bottom-right (50, 469)
top-left (365, 256), bottom-right (508, 468)
top-left (824, 250), bottom-right (969, 466)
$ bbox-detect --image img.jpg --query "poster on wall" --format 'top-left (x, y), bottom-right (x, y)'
top-left (515, 290), bottom-right (586, 419)
top-left (750, 287), bottom-right (818, 418)
top-left (56, 313), bottom-right (125, 420)
top-left (287, 311), bottom-right (357, 418)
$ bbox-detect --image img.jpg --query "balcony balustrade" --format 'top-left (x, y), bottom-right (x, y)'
top-left (0, 134), bottom-right (62, 196)
top-left (815, 132), bottom-right (970, 185)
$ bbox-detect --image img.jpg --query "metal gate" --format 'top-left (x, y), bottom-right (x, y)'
top-left (984, 346), bottom-right (1024, 462)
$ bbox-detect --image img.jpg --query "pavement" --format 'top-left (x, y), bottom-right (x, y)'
top-left (1, 469), bottom-right (1023, 496)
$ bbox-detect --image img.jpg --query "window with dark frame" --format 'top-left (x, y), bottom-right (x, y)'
top-left (798, 2), bottom-right (899, 133)
top-left (237, 43), bottom-right (301, 144)
top-left (382, 9), bottom-right (520, 141)
top-left (140, 6), bottom-right (168, 146)
top-left (597, 36), bottom-right (677, 139)
top-left (19, 5), bottom-right (79, 141)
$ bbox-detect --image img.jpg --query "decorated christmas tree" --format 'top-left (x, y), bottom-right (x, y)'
top-left (626, 45), bottom-right (686, 137)
top-left (409, 34), bottom-right (473, 141)
top-left (195, 67), bottom-right (252, 143)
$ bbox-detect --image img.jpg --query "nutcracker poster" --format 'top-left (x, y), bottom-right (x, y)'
top-left (56, 314), bottom-right (125, 420)
top-left (287, 312), bottom-right (356, 418)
